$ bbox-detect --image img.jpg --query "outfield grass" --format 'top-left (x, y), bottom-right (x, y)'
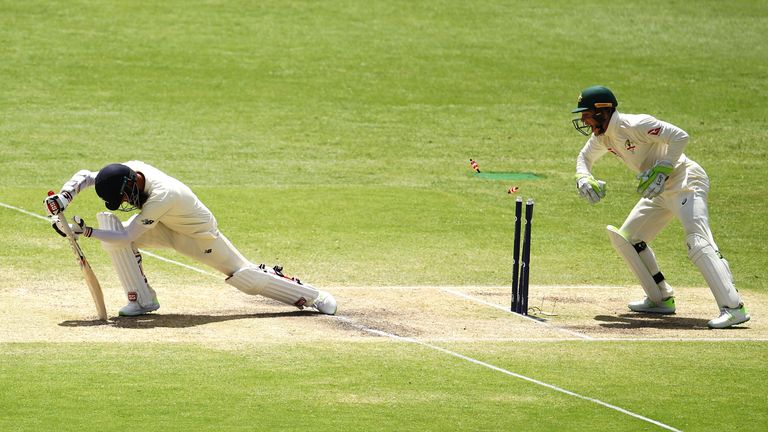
top-left (2, 0), bottom-right (767, 288)
top-left (1, 1), bottom-right (766, 431)
top-left (2, 342), bottom-right (766, 431)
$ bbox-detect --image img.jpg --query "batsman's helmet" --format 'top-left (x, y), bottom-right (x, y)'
top-left (571, 86), bottom-right (618, 113)
top-left (95, 163), bottom-right (137, 211)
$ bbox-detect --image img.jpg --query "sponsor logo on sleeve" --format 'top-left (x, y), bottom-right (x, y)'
top-left (141, 219), bottom-right (155, 225)
top-left (648, 127), bottom-right (661, 136)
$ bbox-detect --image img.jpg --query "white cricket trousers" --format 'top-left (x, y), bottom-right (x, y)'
top-left (132, 221), bottom-right (250, 276)
top-left (619, 160), bottom-right (717, 247)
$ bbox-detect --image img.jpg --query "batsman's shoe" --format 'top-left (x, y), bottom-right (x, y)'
top-left (312, 291), bottom-right (337, 315)
top-left (707, 304), bottom-right (750, 329)
top-left (628, 296), bottom-right (676, 314)
top-left (119, 299), bottom-right (160, 317)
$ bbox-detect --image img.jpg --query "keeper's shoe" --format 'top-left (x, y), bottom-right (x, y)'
top-left (119, 299), bottom-right (160, 317)
top-left (312, 291), bottom-right (337, 315)
top-left (628, 296), bottom-right (676, 314)
top-left (707, 304), bottom-right (750, 329)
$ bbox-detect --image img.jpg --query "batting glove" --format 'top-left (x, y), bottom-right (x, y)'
top-left (44, 191), bottom-right (72, 216)
top-left (52, 215), bottom-right (92, 239)
top-left (575, 174), bottom-right (607, 205)
top-left (637, 161), bottom-right (674, 199)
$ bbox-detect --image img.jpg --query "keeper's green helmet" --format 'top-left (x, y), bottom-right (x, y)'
top-left (571, 86), bottom-right (618, 113)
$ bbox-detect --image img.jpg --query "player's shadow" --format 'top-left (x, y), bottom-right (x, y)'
top-left (594, 313), bottom-right (713, 329)
top-left (59, 310), bottom-right (316, 329)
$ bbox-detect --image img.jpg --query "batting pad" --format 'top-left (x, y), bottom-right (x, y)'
top-left (97, 212), bottom-right (157, 308)
top-left (226, 266), bottom-right (319, 309)
top-left (635, 243), bottom-right (674, 299)
top-left (686, 233), bottom-right (741, 309)
top-left (607, 225), bottom-right (665, 304)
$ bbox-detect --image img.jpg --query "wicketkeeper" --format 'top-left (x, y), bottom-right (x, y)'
top-left (44, 161), bottom-right (337, 317)
top-left (571, 86), bottom-right (749, 329)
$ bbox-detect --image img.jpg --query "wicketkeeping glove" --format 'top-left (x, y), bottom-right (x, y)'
top-left (637, 161), bottom-right (674, 199)
top-left (575, 174), bottom-right (606, 204)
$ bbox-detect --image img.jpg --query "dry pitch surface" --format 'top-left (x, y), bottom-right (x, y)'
top-left (2, 276), bottom-right (766, 345)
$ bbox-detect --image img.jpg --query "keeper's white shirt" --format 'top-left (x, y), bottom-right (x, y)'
top-left (576, 110), bottom-right (689, 182)
top-left (574, 111), bottom-right (719, 247)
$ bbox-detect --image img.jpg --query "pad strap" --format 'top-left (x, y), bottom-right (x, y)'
top-left (652, 272), bottom-right (665, 284)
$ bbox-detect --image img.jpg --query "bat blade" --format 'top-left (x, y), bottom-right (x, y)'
top-left (81, 257), bottom-right (108, 321)
top-left (56, 213), bottom-right (108, 321)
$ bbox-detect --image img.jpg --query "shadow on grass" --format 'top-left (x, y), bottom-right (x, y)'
top-left (58, 310), bottom-right (317, 329)
top-left (594, 313), bottom-right (711, 329)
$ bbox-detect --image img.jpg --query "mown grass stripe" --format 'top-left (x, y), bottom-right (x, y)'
top-left (335, 316), bottom-right (683, 432)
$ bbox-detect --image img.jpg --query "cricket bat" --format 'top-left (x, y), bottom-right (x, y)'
top-left (55, 211), bottom-right (108, 321)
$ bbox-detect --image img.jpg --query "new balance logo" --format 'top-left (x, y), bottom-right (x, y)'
top-left (648, 127), bottom-right (661, 136)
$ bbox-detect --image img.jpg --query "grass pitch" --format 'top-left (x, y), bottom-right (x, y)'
top-left (1, 0), bottom-right (767, 431)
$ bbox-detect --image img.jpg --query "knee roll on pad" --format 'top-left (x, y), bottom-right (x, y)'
top-left (226, 266), bottom-right (320, 309)
top-left (686, 233), bottom-right (718, 261)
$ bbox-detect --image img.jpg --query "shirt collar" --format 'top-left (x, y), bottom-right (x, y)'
top-left (603, 111), bottom-right (621, 137)
top-left (603, 110), bottom-right (621, 138)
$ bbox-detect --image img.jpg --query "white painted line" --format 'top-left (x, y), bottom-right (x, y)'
top-left (139, 250), bottom-right (219, 277)
top-left (0, 199), bottom-right (734, 429)
top-left (1, 201), bottom-right (220, 277)
top-left (442, 287), bottom-right (595, 340)
top-left (0, 202), bottom-right (50, 221)
top-left (4, 199), bottom-right (762, 347)
top-left (335, 316), bottom-right (682, 432)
